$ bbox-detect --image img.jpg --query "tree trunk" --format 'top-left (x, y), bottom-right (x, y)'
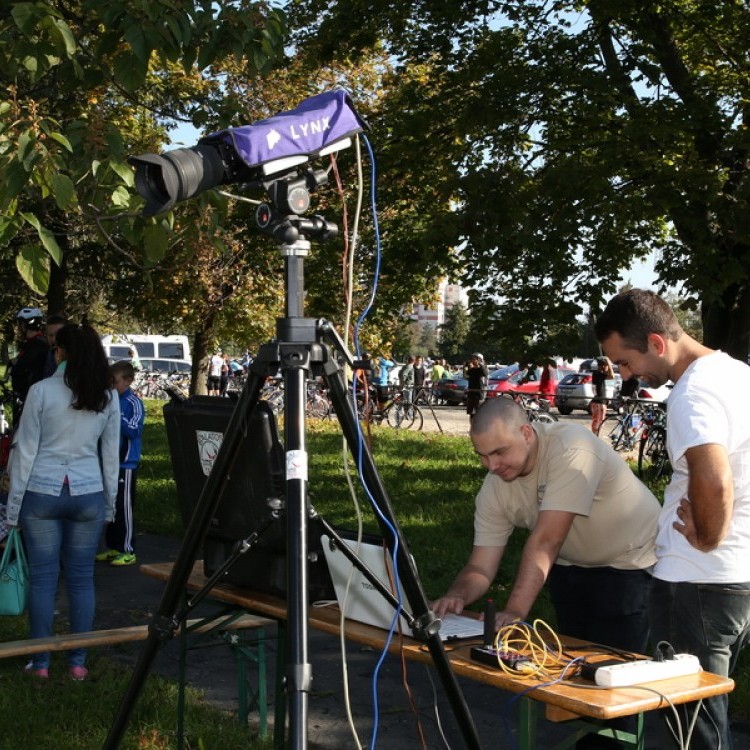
top-left (46, 253), bottom-right (67, 317)
top-left (701, 283), bottom-right (750, 364)
top-left (191, 326), bottom-right (214, 396)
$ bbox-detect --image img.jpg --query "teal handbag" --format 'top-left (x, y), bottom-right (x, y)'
top-left (0, 527), bottom-right (29, 616)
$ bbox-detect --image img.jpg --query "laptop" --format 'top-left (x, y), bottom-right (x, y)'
top-left (320, 532), bottom-right (485, 642)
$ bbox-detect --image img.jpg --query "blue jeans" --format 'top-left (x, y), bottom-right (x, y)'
top-left (650, 578), bottom-right (750, 750)
top-left (20, 486), bottom-right (105, 670)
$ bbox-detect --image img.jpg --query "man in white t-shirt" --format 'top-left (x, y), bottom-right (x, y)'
top-left (596, 288), bottom-right (750, 750)
top-left (432, 397), bottom-right (660, 656)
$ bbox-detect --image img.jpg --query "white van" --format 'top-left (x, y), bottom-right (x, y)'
top-left (101, 334), bottom-right (191, 363)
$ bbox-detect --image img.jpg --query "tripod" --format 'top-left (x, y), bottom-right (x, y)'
top-left (104, 216), bottom-right (482, 750)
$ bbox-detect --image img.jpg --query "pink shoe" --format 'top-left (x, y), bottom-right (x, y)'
top-left (24, 661), bottom-right (49, 679)
top-left (69, 665), bottom-right (88, 681)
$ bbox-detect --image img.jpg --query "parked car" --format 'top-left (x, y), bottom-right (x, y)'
top-left (556, 372), bottom-right (669, 415)
top-left (432, 373), bottom-right (469, 405)
top-left (635, 381), bottom-right (672, 403)
top-left (486, 366), bottom-right (574, 406)
top-left (555, 371), bottom-right (621, 415)
top-left (487, 363), bottom-right (520, 386)
top-left (107, 356), bottom-right (192, 373)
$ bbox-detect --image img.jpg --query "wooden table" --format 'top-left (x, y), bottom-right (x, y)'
top-left (141, 561), bottom-right (735, 749)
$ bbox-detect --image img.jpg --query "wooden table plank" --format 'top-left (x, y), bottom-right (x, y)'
top-left (140, 561), bottom-right (734, 722)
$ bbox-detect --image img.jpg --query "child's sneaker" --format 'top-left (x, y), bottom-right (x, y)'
top-left (25, 661), bottom-right (49, 679)
top-left (69, 666), bottom-right (88, 681)
top-left (110, 553), bottom-right (137, 566)
top-left (95, 549), bottom-right (119, 562)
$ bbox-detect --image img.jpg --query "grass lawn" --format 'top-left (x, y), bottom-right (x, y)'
top-left (1, 398), bottom-right (748, 748)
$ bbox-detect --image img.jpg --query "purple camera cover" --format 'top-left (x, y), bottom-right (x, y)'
top-left (201, 90), bottom-right (367, 169)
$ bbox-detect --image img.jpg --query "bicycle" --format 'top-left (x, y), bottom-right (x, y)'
top-left (605, 398), bottom-right (664, 452)
top-left (637, 406), bottom-right (671, 481)
top-left (504, 391), bottom-right (558, 423)
top-left (359, 385), bottom-right (423, 430)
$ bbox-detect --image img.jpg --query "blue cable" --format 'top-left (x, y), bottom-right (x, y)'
top-left (345, 134), bottom-right (406, 749)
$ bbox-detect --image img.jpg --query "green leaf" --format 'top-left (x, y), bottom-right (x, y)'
top-left (0, 216), bottom-right (21, 246)
top-left (143, 224), bottom-right (169, 264)
top-left (1, 160), bottom-right (30, 203)
top-left (110, 185), bottom-right (131, 207)
top-left (113, 52), bottom-right (149, 93)
top-left (16, 244), bottom-right (50, 295)
top-left (11, 3), bottom-right (40, 34)
top-left (49, 18), bottom-right (77, 56)
top-left (47, 131), bottom-right (73, 152)
top-left (51, 172), bottom-right (77, 211)
top-left (110, 159), bottom-right (135, 187)
top-left (20, 212), bottom-right (63, 264)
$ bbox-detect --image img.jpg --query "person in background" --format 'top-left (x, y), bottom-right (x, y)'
top-left (207, 348), bottom-right (223, 396)
top-left (431, 357), bottom-right (445, 384)
top-left (464, 353), bottom-right (488, 419)
top-left (375, 352), bottom-right (395, 410)
top-left (127, 346), bottom-right (141, 371)
top-left (43, 313), bottom-right (68, 378)
top-left (9, 307), bottom-right (49, 424)
top-left (6, 324), bottom-right (119, 680)
top-left (590, 356), bottom-right (614, 435)
top-left (596, 288), bottom-right (750, 750)
top-left (219, 353), bottom-right (232, 397)
top-left (413, 355), bottom-right (427, 402)
top-left (96, 361), bottom-right (144, 567)
top-left (538, 358), bottom-right (557, 400)
top-left (399, 356), bottom-right (416, 405)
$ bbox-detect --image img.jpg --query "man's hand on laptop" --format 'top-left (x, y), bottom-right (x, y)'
top-left (431, 595), bottom-right (466, 619)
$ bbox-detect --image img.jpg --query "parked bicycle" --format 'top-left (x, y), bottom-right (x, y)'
top-left (358, 385), bottom-right (423, 430)
top-left (637, 406), bottom-right (671, 481)
top-left (503, 391), bottom-right (558, 423)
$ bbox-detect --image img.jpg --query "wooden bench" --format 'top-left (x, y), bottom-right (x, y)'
top-left (0, 613), bottom-right (271, 742)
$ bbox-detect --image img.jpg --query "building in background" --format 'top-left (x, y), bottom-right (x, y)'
top-left (411, 280), bottom-right (469, 329)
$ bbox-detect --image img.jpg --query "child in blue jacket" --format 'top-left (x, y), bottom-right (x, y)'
top-left (96, 361), bottom-right (144, 566)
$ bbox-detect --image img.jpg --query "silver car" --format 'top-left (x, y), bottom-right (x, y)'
top-left (555, 371), bottom-right (621, 415)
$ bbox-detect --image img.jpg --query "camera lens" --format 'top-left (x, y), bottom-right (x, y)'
top-left (129, 144), bottom-right (229, 216)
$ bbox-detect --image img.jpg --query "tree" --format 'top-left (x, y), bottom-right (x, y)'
top-left (438, 302), bottom-right (471, 363)
top-left (287, 0), bottom-right (750, 362)
top-left (0, 0), bottom-right (286, 307)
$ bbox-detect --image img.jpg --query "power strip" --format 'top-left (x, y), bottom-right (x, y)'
top-left (594, 654), bottom-right (702, 687)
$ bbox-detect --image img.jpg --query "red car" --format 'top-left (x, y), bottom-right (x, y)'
top-left (486, 367), bottom-right (574, 407)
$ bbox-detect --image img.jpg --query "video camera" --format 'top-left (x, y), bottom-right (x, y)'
top-left (129, 90), bottom-right (367, 217)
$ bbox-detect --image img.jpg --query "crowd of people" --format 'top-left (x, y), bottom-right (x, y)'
top-left (2, 289), bottom-right (749, 750)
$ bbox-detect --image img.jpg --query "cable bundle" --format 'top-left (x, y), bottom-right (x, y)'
top-left (492, 619), bottom-right (580, 679)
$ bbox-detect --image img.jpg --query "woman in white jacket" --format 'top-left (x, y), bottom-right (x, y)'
top-left (7, 324), bottom-right (119, 680)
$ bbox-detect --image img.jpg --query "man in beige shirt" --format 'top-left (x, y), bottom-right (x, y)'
top-left (433, 397), bottom-right (660, 653)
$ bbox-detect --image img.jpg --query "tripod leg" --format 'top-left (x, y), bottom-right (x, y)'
top-left (103, 365), bottom-right (267, 750)
top-left (322, 357), bottom-right (483, 749)
top-left (281, 353), bottom-right (313, 750)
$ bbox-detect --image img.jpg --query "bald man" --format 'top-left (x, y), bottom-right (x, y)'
top-left (432, 397), bottom-right (660, 653)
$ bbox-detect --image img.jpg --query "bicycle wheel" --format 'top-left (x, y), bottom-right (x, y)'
top-left (306, 395), bottom-right (330, 419)
top-left (533, 412), bottom-right (557, 423)
top-left (638, 425), bottom-right (670, 481)
top-left (407, 405), bottom-right (423, 431)
top-left (386, 402), bottom-right (416, 429)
